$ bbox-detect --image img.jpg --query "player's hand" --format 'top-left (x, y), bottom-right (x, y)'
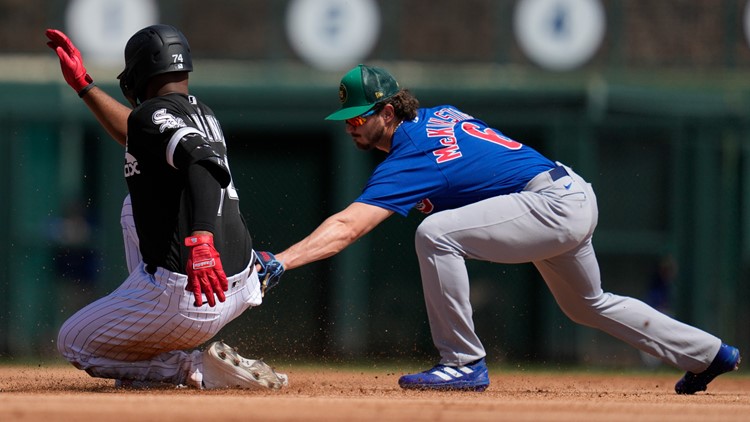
top-left (255, 250), bottom-right (284, 297)
top-left (184, 234), bottom-right (228, 307)
top-left (45, 29), bottom-right (94, 96)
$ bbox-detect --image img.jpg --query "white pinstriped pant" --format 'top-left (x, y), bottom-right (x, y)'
top-left (56, 195), bottom-right (262, 385)
top-left (119, 195), bottom-right (141, 274)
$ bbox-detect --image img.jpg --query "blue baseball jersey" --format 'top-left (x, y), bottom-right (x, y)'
top-left (355, 105), bottom-right (556, 216)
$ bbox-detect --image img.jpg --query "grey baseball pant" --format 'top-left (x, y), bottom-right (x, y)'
top-left (414, 163), bottom-right (721, 373)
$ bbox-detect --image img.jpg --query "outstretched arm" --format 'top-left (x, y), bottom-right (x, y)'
top-left (46, 28), bottom-right (129, 146)
top-left (275, 202), bottom-right (394, 271)
top-left (80, 87), bottom-right (130, 146)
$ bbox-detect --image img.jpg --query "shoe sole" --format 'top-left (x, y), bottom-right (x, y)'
top-left (399, 373), bottom-right (490, 392)
top-left (399, 383), bottom-right (489, 392)
top-left (204, 341), bottom-right (288, 390)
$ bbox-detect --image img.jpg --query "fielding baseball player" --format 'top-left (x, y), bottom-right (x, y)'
top-left (273, 64), bottom-right (741, 393)
top-left (46, 25), bottom-right (286, 389)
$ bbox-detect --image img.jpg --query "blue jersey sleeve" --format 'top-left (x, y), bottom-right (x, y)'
top-left (355, 141), bottom-right (446, 216)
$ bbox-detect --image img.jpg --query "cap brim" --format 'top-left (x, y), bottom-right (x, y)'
top-left (325, 104), bottom-right (374, 121)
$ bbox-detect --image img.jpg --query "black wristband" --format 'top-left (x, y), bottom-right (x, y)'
top-left (77, 82), bottom-right (96, 98)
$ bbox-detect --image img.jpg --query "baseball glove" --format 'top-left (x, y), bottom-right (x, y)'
top-left (255, 250), bottom-right (284, 297)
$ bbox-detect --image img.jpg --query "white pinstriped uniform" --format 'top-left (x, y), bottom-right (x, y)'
top-left (120, 195), bottom-right (141, 274)
top-left (57, 196), bottom-right (262, 386)
top-left (57, 261), bottom-right (261, 385)
top-left (58, 91), bottom-right (260, 389)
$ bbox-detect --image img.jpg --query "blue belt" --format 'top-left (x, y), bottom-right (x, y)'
top-left (548, 165), bottom-right (569, 181)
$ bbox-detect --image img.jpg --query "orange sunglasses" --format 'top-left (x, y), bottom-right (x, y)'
top-left (346, 109), bottom-right (377, 127)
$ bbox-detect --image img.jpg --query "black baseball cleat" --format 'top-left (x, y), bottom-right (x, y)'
top-left (675, 343), bottom-right (741, 394)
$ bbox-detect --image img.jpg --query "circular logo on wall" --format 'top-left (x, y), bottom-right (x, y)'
top-left (514, 0), bottom-right (606, 71)
top-left (65, 0), bottom-right (159, 67)
top-left (286, 0), bottom-right (381, 71)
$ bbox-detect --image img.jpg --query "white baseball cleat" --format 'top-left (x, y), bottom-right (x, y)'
top-left (201, 341), bottom-right (288, 390)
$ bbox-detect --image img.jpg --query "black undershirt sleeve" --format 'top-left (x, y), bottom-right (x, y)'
top-left (187, 161), bottom-right (222, 234)
top-left (173, 132), bottom-right (231, 188)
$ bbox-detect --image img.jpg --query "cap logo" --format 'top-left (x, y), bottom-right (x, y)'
top-left (374, 91), bottom-right (384, 100)
top-left (338, 83), bottom-right (348, 104)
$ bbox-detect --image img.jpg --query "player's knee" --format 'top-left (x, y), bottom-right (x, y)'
top-left (57, 330), bottom-right (72, 358)
top-left (414, 222), bottom-right (430, 247)
top-left (416, 215), bottom-right (465, 259)
top-left (414, 213), bottom-right (452, 245)
top-left (57, 322), bottom-right (84, 365)
top-left (556, 293), bottom-right (609, 327)
top-left (415, 216), bottom-right (442, 250)
top-left (559, 307), bottom-right (595, 326)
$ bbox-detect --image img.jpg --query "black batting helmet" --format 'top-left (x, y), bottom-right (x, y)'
top-left (117, 24), bottom-right (193, 104)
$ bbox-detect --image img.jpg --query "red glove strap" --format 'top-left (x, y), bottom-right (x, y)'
top-left (185, 234), bottom-right (214, 247)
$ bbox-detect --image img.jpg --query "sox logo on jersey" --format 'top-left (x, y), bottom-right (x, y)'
top-left (153, 108), bottom-right (186, 132)
top-left (124, 152), bottom-right (140, 177)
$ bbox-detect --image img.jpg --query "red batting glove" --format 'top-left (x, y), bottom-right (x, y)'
top-left (184, 235), bottom-right (228, 307)
top-left (45, 29), bottom-right (94, 96)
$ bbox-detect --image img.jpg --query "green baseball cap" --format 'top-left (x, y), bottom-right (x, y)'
top-left (325, 64), bottom-right (400, 121)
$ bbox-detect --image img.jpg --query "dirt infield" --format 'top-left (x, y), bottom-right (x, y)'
top-left (0, 364), bottom-right (747, 422)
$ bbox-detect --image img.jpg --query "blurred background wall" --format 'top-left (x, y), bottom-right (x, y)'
top-left (0, 0), bottom-right (748, 370)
